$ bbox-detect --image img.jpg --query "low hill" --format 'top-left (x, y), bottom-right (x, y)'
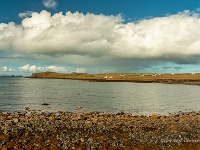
top-left (30, 72), bottom-right (200, 84)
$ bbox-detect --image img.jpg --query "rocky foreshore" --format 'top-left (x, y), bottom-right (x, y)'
top-left (0, 110), bottom-right (200, 150)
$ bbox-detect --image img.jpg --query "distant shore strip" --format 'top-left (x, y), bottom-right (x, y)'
top-left (29, 72), bottom-right (200, 85)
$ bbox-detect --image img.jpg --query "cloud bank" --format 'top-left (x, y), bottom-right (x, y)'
top-left (1, 10), bottom-right (200, 67)
top-left (1, 64), bottom-right (89, 75)
top-left (1, 66), bottom-right (15, 72)
top-left (18, 64), bottom-right (67, 73)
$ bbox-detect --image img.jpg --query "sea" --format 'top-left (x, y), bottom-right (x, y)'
top-left (0, 77), bottom-right (200, 115)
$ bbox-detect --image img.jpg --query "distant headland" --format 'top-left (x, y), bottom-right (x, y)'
top-left (29, 72), bottom-right (200, 85)
top-left (0, 75), bottom-right (23, 77)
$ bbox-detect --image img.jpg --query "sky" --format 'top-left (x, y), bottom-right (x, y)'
top-left (1, 0), bottom-right (200, 76)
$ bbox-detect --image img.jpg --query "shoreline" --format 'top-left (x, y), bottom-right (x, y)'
top-left (1, 110), bottom-right (200, 149)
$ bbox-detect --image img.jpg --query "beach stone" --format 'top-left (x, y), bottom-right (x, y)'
top-left (88, 137), bottom-right (93, 143)
top-left (168, 125), bottom-right (177, 131)
top-left (42, 103), bottom-right (50, 106)
top-left (13, 118), bottom-right (19, 123)
top-left (80, 138), bottom-right (85, 142)
top-left (25, 107), bottom-right (30, 111)
top-left (112, 142), bottom-right (116, 147)
top-left (77, 106), bottom-right (82, 109)
top-left (2, 112), bottom-right (8, 115)
top-left (7, 116), bottom-right (12, 119)
top-left (0, 111), bottom-right (200, 149)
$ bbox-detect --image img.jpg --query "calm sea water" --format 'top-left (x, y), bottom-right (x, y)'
top-left (0, 77), bottom-right (200, 115)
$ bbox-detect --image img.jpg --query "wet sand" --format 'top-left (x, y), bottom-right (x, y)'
top-left (0, 110), bottom-right (200, 149)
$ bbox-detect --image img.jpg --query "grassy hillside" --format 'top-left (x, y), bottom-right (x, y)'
top-left (30, 72), bottom-right (200, 84)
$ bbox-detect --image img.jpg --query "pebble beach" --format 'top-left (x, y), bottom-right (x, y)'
top-left (0, 110), bottom-right (200, 150)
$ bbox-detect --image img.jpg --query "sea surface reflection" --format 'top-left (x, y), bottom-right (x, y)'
top-left (0, 77), bottom-right (200, 115)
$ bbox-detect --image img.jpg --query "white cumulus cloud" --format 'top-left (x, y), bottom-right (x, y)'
top-left (1, 10), bottom-right (200, 66)
top-left (42, 0), bottom-right (57, 9)
top-left (18, 64), bottom-right (67, 73)
top-left (9, 68), bottom-right (14, 71)
top-left (74, 68), bottom-right (87, 73)
top-left (2, 66), bottom-right (7, 72)
top-left (18, 11), bottom-right (34, 19)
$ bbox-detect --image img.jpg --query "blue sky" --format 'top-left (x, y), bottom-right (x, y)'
top-left (1, 0), bottom-right (200, 24)
top-left (1, 0), bottom-right (200, 75)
